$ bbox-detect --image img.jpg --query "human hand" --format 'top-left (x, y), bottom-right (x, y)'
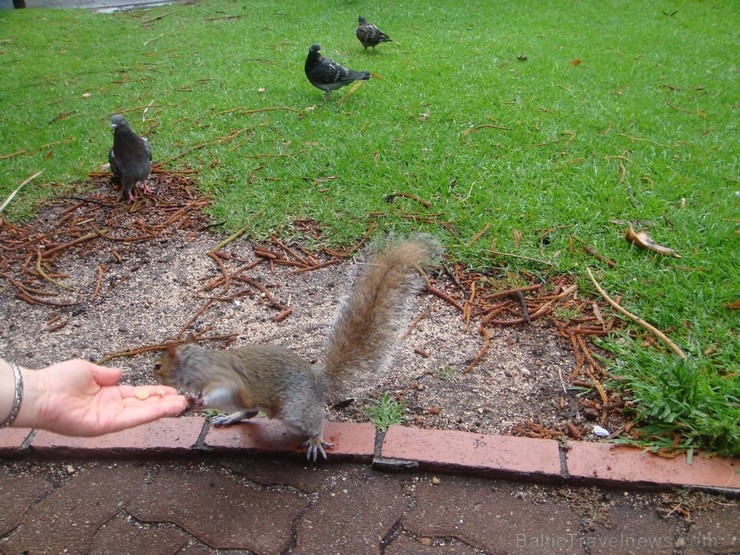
top-left (16, 359), bottom-right (188, 436)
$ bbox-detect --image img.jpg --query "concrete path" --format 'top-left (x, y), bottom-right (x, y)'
top-left (2, 0), bottom-right (176, 12)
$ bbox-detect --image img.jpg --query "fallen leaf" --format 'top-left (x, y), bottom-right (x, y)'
top-left (566, 422), bottom-right (582, 439)
top-left (728, 300), bottom-right (740, 310)
top-left (570, 58), bottom-right (582, 67)
top-left (625, 224), bottom-right (681, 258)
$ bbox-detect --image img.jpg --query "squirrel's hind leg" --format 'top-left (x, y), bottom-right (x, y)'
top-left (211, 410), bottom-right (259, 427)
top-left (282, 409), bottom-right (331, 461)
top-left (304, 436), bottom-right (333, 462)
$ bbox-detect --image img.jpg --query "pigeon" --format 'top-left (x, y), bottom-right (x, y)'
top-left (108, 114), bottom-right (152, 203)
top-left (304, 43), bottom-right (371, 98)
top-left (355, 16), bottom-right (392, 51)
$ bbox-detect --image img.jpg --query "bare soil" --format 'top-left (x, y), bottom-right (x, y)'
top-left (0, 172), bottom-right (626, 441)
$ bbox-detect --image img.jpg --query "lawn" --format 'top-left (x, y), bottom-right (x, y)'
top-left (1, 0), bottom-right (737, 456)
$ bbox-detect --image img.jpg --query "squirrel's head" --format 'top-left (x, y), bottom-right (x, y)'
top-left (153, 343), bottom-right (177, 384)
top-left (153, 334), bottom-right (196, 384)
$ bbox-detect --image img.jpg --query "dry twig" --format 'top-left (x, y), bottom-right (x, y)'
top-left (586, 267), bottom-right (686, 359)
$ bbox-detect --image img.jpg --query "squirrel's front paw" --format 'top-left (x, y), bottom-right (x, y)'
top-left (211, 410), bottom-right (258, 427)
top-left (185, 391), bottom-right (204, 408)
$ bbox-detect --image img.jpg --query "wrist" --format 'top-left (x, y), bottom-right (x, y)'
top-left (11, 366), bottom-right (46, 430)
top-left (1, 359), bottom-right (47, 430)
top-left (0, 359), bottom-right (20, 426)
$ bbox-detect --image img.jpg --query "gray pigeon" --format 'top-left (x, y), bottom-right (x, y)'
top-left (356, 16), bottom-right (392, 51)
top-left (108, 114), bottom-right (152, 203)
top-left (304, 44), bottom-right (371, 98)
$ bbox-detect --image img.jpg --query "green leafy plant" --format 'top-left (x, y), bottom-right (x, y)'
top-left (366, 392), bottom-right (406, 432)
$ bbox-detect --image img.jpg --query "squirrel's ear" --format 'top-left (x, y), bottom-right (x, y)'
top-left (185, 333), bottom-right (197, 344)
top-left (167, 342), bottom-right (178, 359)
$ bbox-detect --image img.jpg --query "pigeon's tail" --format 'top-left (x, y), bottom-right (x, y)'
top-left (350, 70), bottom-right (371, 81)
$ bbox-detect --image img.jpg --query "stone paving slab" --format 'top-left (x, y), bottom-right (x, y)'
top-left (404, 477), bottom-right (582, 555)
top-left (0, 466), bottom-right (53, 536)
top-left (680, 504), bottom-right (739, 554)
top-left (127, 466), bottom-right (309, 554)
top-left (87, 514), bottom-right (190, 555)
top-left (385, 534), bottom-right (482, 555)
top-left (0, 464), bottom-right (149, 554)
top-left (582, 504), bottom-right (682, 555)
top-left (292, 466), bottom-right (408, 555)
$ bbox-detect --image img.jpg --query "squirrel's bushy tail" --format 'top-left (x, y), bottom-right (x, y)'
top-left (323, 235), bottom-right (441, 392)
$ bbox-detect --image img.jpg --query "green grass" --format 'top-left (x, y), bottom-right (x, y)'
top-left (1, 0), bottom-right (737, 455)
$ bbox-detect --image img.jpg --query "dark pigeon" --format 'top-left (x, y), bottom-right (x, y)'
top-left (304, 43), bottom-right (371, 98)
top-left (355, 16), bottom-right (392, 51)
top-left (108, 114), bottom-right (152, 203)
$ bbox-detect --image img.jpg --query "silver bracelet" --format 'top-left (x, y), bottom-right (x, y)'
top-left (1, 362), bottom-right (23, 428)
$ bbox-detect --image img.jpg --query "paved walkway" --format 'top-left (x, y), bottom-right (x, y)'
top-left (1, 419), bottom-right (738, 554)
top-left (1, 458), bottom-right (736, 555)
top-left (3, 0), bottom-right (176, 11)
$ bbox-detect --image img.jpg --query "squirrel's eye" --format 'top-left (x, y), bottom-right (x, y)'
top-left (153, 363), bottom-right (161, 372)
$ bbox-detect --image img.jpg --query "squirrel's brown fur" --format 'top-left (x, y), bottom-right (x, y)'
top-left (154, 236), bottom-right (440, 461)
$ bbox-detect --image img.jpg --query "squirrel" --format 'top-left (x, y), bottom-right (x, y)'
top-left (153, 236), bottom-right (441, 461)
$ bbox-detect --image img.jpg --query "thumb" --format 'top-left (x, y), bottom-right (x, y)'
top-left (91, 364), bottom-right (123, 387)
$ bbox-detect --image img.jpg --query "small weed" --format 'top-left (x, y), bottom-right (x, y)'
top-left (203, 409), bottom-right (224, 421)
top-left (437, 367), bottom-right (456, 381)
top-left (366, 392), bottom-right (406, 432)
top-left (552, 306), bottom-right (581, 322)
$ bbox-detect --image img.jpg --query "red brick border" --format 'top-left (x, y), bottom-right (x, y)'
top-left (566, 442), bottom-right (739, 490)
top-left (381, 426), bottom-right (563, 482)
top-left (1, 418), bottom-right (737, 492)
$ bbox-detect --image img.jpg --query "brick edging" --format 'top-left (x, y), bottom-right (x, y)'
top-left (1, 418), bottom-right (737, 494)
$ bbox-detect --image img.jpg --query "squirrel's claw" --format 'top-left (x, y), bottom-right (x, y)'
top-left (305, 437), bottom-right (333, 462)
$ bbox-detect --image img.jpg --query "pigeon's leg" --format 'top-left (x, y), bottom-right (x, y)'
top-left (139, 180), bottom-right (155, 195)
